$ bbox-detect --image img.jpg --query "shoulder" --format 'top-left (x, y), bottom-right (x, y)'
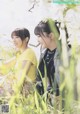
top-left (54, 48), bottom-right (60, 60)
top-left (24, 48), bottom-right (37, 65)
top-left (54, 48), bottom-right (61, 68)
top-left (39, 48), bottom-right (47, 60)
top-left (25, 47), bottom-right (34, 53)
top-left (24, 48), bottom-right (36, 56)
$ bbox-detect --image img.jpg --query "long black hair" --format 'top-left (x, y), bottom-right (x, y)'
top-left (34, 18), bottom-right (71, 48)
top-left (34, 18), bottom-right (60, 36)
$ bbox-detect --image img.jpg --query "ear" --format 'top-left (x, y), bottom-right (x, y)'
top-left (49, 33), bottom-right (54, 40)
top-left (25, 37), bottom-right (29, 43)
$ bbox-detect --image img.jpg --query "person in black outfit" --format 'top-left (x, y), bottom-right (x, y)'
top-left (34, 18), bottom-right (61, 105)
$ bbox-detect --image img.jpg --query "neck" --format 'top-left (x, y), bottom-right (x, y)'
top-left (20, 44), bottom-right (28, 53)
top-left (48, 41), bottom-right (57, 51)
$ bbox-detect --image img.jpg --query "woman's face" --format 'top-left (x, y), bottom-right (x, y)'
top-left (12, 36), bottom-right (23, 49)
top-left (36, 33), bottom-right (51, 49)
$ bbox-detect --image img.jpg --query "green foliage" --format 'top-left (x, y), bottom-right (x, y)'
top-left (0, 46), bottom-right (80, 114)
top-left (0, 4), bottom-right (80, 113)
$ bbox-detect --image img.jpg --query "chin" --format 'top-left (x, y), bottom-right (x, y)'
top-left (16, 46), bottom-right (20, 49)
top-left (42, 45), bottom-right (47, 49)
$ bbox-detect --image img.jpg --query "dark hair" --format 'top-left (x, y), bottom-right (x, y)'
top-left (34, 18), bottom-right (60, 36)
top-left (11, 28), bottom-right (30, 41)
top-left (34, 18), bottom-right (71, 48)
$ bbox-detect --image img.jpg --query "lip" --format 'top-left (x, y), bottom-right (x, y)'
top-left (14, 42), bottom-right (18, 46)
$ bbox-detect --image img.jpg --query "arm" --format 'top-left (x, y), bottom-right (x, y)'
top-left (0, 57), bottom-right (16, 75)
top-left (17, 60), bottom-right (32, 80)
top-left (13, 60), bottom-right (32, 93)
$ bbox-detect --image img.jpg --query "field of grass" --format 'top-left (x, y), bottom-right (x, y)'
top-left (0, 37), bottom-right (80, 114)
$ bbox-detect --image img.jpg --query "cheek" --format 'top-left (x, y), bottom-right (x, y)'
top-left (38, 37), bottom-right (47, 46)
top-left (18, 38), bottom-right (22, 42)
top-left (17, 39), bottom-right (23, 46)
top-left (41, 40), bottom-right (47, 48)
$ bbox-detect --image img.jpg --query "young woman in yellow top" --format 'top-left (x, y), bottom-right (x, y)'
top-left (0, 28), bottom-right (37, 96)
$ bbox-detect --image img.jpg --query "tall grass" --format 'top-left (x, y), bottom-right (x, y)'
top-left (0, 41), bottom-right (80, 114)
top-left (0, 34), bottom-right (80, 114)
top-left (0, 5), bottom-right (80, 113)
top-left (0, 35), bottom-right (80, 114)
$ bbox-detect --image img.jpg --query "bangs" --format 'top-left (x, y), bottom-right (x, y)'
top-left (34, 26), bottom-right (43, 36)
top-left (34, 21), bottom-right (51, 36)
top-left (11, 29), bottom-right (20, 38)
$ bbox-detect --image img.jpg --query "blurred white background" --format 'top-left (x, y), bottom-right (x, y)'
top-left (0, 0), bottom-right (80, 59)
top-left (0, 0), bottom-right (61, 59)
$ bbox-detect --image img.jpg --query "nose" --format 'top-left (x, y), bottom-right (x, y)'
top-left (37, 37), bottom-right (40, 42)
top-left (36, 35), bottom-right (41, 44)
top-left (12, 36), bottom-right (16, 41)
top-left (37, 40), bottom-right (41, 45)
top-left (12, 37), bottom-right (16, 44)
top-left (37, 39), bottom-right (40, 42)
top-left (12, 38), bottom-right (15, 42)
